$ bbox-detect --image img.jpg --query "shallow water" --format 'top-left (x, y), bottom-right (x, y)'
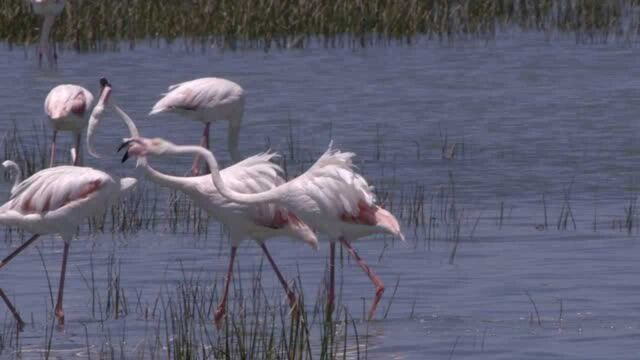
top-left (2, 33), bottom-right (640, 359)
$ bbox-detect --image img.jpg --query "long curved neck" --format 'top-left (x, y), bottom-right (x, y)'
top-left (9, 168), bottom-right (21, 193)
top-left (170, 145), bottom-right (285, 204)
top-left (86, 87), bottom-right (111, 158)
top-left (136, 157), bottom-right (194, 193)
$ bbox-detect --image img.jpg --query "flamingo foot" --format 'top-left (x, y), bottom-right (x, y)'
top-left (213, 304), bottom-right (225, 329)
top-left (366, 285), bottom-right (385, 321)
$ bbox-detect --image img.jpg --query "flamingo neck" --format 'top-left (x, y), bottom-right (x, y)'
top-left (136, 157), bottom-right (194, 193)
top-left (87, 87), bottom-right (112, 158)
top-left (169, 145), bottom-right (284, 204)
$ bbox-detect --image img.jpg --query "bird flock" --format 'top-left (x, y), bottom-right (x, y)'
top-left (0, 0), bottom-right (404, 331)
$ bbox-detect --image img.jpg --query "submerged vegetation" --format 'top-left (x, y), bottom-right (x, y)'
top-left (2, 0), bottom-right (640, 51)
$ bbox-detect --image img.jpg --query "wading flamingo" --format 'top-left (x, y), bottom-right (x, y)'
top-left (0, 165), bottom-right (137, 329)
top-left (45, 78), bottom-right (110, 167)
top-left (114, 105), bottom-right (316, 328)
top-left (149, 77), bottom-right (245, 174)
top-left (30, 0), bottom-right (65, 66)
top-left (117, 135), bottom-right (404, 321)
top-left (2, 161), bottom-right (22, 196)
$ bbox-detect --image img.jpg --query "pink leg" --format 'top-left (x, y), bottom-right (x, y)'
top-left (214, 246), bottom-right (236, 328)
top-left (0, 234), bottom-right (41, 330)
top-left (49, 130), bottom-right (57, 168)
top-left (339, 238), bottom-right (384, 321)
top-left (54, 241), bottom-right (70, 325)
top-left (191, 123), bottom-right (211, 176)
top-left (326, 242), bottom-right (336, 320)
top-left (259, 243), bottom-right (296, 307)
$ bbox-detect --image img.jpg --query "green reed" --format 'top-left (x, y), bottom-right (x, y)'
top-left (1, 0), bottom-right (640, 51)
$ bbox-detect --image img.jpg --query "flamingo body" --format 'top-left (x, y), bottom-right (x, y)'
top-left (150, 77), bottom-right (245, 166)
top-left (0, 166), bottom-right (135, 237)
top-left (150, 77), bottom-right (244, 123)
top-left (115, 105), bottom-right (315, 327)
top-left (45, 84), bottom-right (94, 131)
top-left (44, 84), bottom-right (95, 166)
top-left (154, 153), bottom-right (317, 248)
top-left (269, 146), bottom-right (403, 242)
top-left (0, 164), bottom-right (136, 328)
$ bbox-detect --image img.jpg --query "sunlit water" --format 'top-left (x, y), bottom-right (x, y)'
top-left (1, 32), bottom-right (640, 359)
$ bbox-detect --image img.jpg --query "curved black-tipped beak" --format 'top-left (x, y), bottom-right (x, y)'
top-left (117, 140), bottom-right (132, 163)
top-left (100, 77), bottom-right (111, 88)
top-left (117, 140), bottom-right (131, 153)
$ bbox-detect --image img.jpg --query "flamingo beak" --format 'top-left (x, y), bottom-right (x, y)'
top-left (117, 139), bottom-right (132, 163)
top-left (99, 77), bottom-right (111, 88)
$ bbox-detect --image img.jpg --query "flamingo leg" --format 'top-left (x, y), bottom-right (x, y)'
top-left (0, 234), bottom-right (41, 330)
top-left (72, 132), bottom-right (81, 166)
top-left (49, 130), bottom-right (57, 168)
top-left (326, 242), bottom-right (336, 320)
top-left (214, 246), bottom-right (236, 328)
top-left (259, 243), bottom-right (296, 307)
top-left (191, 123), bottom-right (211, 176)
top-left (54, 241), bottom-right (70, 325)
top-left (339, 238), bottom-right (385, 321)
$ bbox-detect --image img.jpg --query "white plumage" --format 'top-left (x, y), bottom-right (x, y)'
top-left (149, 77), bottom-right (245, 169)
top-left (114, 128), bottom-right (403, 321)
top-left (0, 164), bottom-right (136, 328)
top-left (115, 104), bottom-right (316, 327)
top-left (0, 166), bottom-right (136, 238)
top-left (44, 84), bottom-right (94, 167)
top-left (45, 84), bottom-right (94, 130)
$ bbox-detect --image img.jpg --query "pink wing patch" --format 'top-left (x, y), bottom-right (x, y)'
top-left (341, 200), bottom-right (378, 226)
top-left (14, 179), bottom-right (103, 214)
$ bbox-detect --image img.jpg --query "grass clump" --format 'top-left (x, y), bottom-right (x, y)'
top-left (1, 0), bottom-right (640, 51)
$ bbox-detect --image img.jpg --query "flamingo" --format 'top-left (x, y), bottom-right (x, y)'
top-left (149, 77), bottom-right (245, 174)
top-left (29, 0), bottom-right (65, 66)
top-left (45, 78), bottom-right (110, 167)
top-left (0, 165), bottom-right (137, 329)
top-left (2, 161), bottom-right (22, 196)
top-left (114, 105), bottom-right (316, 327)
top-left (117, 135), bottom-right (404, 321)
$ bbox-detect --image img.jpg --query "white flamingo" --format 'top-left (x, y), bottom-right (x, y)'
top-left (149, 77), bottom-right (245, 174)
top-left (115, 106), bottom-right (316, 327)
top-left (118, 134), bottom-right (404, 321)
top-left (0, 165), bottom-right (136, 329)
top-left (29, 0), bottom-right (65, 66)
top-left (45, 78), bottom-right (110, 167)
top-left (2, 161), bottom-right (22, 196)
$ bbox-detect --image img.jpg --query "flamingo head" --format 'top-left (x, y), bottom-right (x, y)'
top-left (118, 137), bottom-right (174, 163)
